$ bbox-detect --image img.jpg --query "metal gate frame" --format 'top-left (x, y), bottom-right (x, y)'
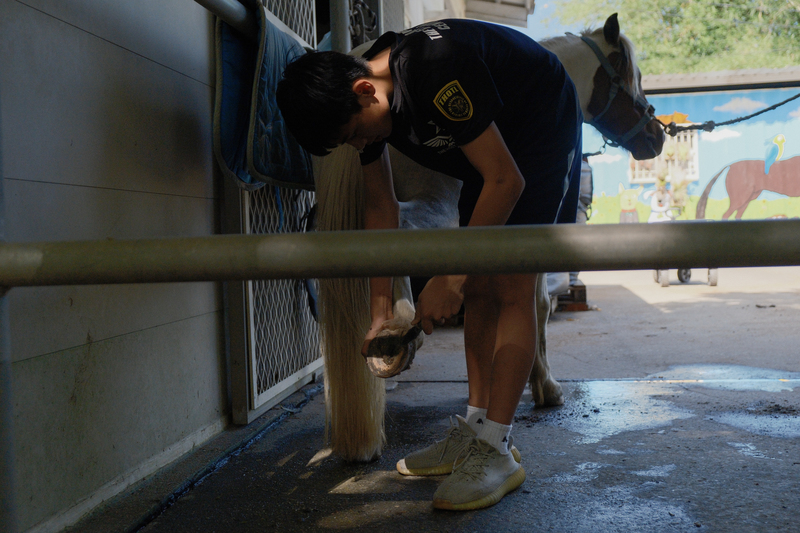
top-left (225, 1), bottom-right (322, 425)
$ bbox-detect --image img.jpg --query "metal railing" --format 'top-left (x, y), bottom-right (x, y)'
top-left (2, 220), bottom-right (800, 287)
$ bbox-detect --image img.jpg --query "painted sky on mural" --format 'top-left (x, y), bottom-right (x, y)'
top-left (585, 88), bottom-right (800, 201)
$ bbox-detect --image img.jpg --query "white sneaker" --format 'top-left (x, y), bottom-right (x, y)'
top-left (432, 437), bottom-right (526, 511)
top-left (397, 416), bottom-right (521, 476)
top-left (396, 415), bottom-right (475, 476)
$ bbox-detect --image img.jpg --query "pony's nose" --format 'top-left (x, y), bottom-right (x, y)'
top-left (650, 123), bottom-right (666, 154)
top-left (634, 120), bottom-right (665, 160)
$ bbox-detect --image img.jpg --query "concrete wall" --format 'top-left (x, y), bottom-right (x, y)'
top-left (0, 1), bottom-right (228, 531)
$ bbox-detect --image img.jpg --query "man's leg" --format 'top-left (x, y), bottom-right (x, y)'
top-left (432, 273), bottom-right (535, 510)
top-left (483, 272), bottom-right (538, 426)
top-left (462, 274), bottom-right (498, 413)
top-left (463, 273), bottom-right (537, 423)
top-left (395, 274), bottom-right (498, 477)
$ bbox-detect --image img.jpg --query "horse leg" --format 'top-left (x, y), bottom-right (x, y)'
top-left (528, 272), bottom-right (564, 406)
top-left (314, 146), bottom-right (385, 462)
top-left (735, 191), bottom-right (763, 220)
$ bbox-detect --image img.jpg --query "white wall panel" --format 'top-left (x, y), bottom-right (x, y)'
top-left (12, 0), bottom-right (214, 84)
top-left (12, 313), bottom-right (226, 531)
top-left (1, 1), bottom-right (215, 198)
top-left (3, 179), bottom-right (215, 243)
top-left (9, 282), bottom-right (220, 364)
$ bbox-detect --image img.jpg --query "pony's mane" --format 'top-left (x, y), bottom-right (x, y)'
top-left (579, 27), bottom-right (642, 100)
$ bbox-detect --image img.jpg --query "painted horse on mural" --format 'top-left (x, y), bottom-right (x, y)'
top-left (696, 155), bottom-right (800, 220)
top-left (314, 14), bottom-right (665, 462)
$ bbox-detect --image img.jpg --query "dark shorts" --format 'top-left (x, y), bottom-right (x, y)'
top-left (457, 127), bottom-right (583, 227)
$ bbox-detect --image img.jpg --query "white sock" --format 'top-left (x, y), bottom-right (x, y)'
top-left (477, 418), bottom-right (512, 455)
top-left (465, 406), bottom-right (487, 433)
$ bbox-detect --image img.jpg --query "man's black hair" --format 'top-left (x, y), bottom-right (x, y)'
top-left (277, 51), bottom-right (372, 156)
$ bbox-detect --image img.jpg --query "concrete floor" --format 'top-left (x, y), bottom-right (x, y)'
top-left (69, 267), bottom-right (800, 533)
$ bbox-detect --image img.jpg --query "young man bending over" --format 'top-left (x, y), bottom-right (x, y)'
top-left (277, 19), bottom-right (582, 510)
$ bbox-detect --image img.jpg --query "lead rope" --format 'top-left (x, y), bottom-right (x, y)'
top-left (662, 90), bottom-right (800, 137)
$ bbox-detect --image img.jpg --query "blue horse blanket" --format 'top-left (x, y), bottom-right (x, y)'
top-left (213, 5), bottom-right (313, 191)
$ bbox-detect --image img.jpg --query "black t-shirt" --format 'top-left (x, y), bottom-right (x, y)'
top-left (359, 19), bottom-right (580, 183)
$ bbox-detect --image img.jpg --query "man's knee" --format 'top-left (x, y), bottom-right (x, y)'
top-left (464, 274), bottom-right (536, 306)
top-left (463, 275), bottom-right (494, 307)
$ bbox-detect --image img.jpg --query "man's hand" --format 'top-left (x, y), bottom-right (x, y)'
top-left (413, 275), bottom-right (467, 334)
top-left (362, 314), bottom-right (393, 357)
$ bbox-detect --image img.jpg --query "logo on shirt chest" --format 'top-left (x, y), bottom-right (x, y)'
top-left (414, 121), bottom-right (456, 153)
top-left (434, 80), bottom-right (473, 121)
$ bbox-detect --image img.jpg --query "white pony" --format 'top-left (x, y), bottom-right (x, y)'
top-left (316, 14), bottom-right (665, 462)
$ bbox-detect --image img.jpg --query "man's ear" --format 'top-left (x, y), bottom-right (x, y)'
top-left (353, 79), bottom-right (376, 105)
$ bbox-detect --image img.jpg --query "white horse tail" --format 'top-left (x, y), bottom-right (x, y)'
top-left (314, 146), bottom-right (386, 461)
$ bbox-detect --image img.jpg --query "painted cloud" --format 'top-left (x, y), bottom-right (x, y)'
top-left (713, 97), bottom-right (767, 113)
top-left (701, 128), bottom-right (742, 142)
top-left (588, 153), bottom-right (623, 164)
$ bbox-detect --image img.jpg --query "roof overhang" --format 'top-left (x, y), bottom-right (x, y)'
top-left (464, 0), bottom-right (535, 28)
top-left (643, 67), bottom-right (800, 94)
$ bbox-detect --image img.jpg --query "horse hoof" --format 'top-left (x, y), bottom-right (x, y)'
top-left (531, 378), bottom-right (565, 407)
top-left (364, 349), bottom-right (415, 378)
top-left (364, 327), bottom-right (420, 378)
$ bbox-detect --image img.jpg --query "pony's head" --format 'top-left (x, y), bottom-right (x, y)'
top-left (581, 14), bottom-right (664, 160)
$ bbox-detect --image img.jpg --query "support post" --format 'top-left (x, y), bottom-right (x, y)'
top-left (0, 88), bottom-right (17, 532)
top-left (0, 287), bottom-right (15, 533)
top-left (330, 0), bottom-right (351, 53)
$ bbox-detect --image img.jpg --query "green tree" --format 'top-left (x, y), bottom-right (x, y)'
top-left (553, 0), bottom-right (800, 74)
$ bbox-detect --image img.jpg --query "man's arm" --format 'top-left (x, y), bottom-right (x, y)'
top-left (460, 121), bottom-right (525, 227)
top-left (361, 146), bottom-right (400, 355)
top-left (414, 122), bottom-right (525, 333)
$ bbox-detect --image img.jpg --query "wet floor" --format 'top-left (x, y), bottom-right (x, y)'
top-left (68, 268), bottom-right (800, 533)
top-left (129, 372), bottom-right (799, 533)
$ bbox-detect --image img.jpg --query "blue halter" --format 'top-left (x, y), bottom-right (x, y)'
top-left (578, 35), bottom-right (657, 148)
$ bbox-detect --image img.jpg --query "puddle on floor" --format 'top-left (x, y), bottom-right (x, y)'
top-left (535, 380), bottom-right (695, 444)
top-left (645, 364), bottom-right (800, 393)
top-left (631, 464), bottom-right (677, 477)
top-left (529, 364), bottom-right (799, 443)
top-left (543, 461), bottom-right (608, 483)
top-left (709, 412), bottom-right (800, 439)
top-left (727, 442), bottom-right (772, 459)
top-left (573, 485), bottom-right (699, 532)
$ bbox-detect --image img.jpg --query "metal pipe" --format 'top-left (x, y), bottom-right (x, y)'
top-left (0, 289), bottom-right (15, 533)
top-left (194, 0), bottom-right (258, 42)
top-left (330, 0), bottom-right (351, 53)
top-left (1, 220), bottom-right (800, 288)
top-left (0, 90), bottom-right (17, 532)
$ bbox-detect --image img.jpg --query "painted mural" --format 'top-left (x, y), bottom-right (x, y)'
top-left (584, 87), bottom-right (800, 224)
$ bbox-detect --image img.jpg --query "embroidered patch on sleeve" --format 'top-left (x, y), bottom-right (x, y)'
top-left (433, 80), bottom-right (473, 121)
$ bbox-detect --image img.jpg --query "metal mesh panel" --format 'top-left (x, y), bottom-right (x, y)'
top-left (263, 0), bottom-right (316, 47)
top-left (246, 186), bottom-right (320, 396)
